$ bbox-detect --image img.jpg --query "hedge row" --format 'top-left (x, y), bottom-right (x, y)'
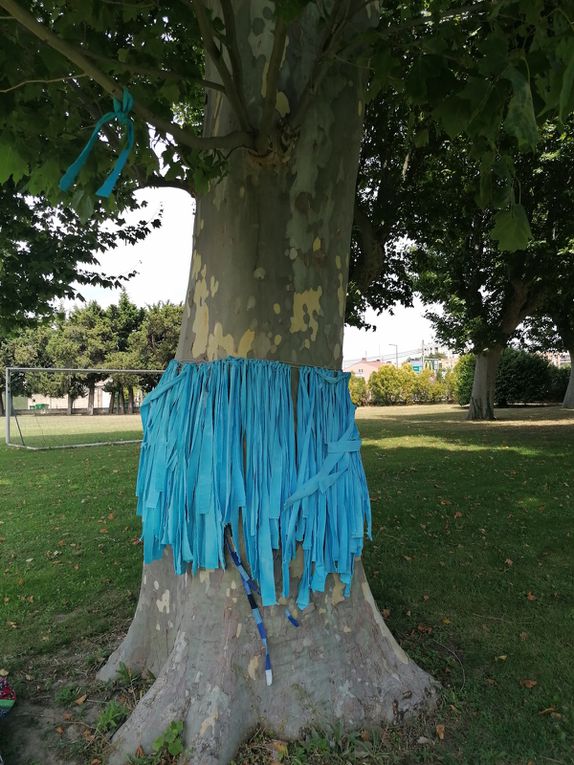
top-left (349, 350), bottom-right (570, 407)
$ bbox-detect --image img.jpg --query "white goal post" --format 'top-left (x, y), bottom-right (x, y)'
top-left (4, 366), bottom-right (163, 450)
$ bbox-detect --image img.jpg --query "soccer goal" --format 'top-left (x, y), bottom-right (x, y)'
top-left (4, 366), bottom-right (162, 450)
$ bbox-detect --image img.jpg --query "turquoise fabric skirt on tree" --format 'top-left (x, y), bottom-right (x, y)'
top-left (136, 357), bottom-right (371, 611)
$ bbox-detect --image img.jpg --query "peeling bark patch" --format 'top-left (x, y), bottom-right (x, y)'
top-left (248, 655), bottom-right (260, 680)
top-left (331, 577), bottom-right (346, 606)
top-left (276, 91), bottom-right (290, 117)
top-left (207, 322), bottom-right (236, 358)
top-left (153, 580), bottom-right (159, 591)
top-left (273, 303), bottom-right (281, 314)
top-left (253, 267), bottom-right (266, 280)
top-left (290, 287), bottom-right (323, 341)
top-left (199, 709), bottom-right (219, 737)
top-left (361, 581), bottom-right (409, 665)
top-left (156, 589), bottom-right (170, 614)
top-left (236, 623), bottom-right (242, 638)
top-left (191, 268), bottom-right (210, 357)
top-left (238, 329), bottom-right (255, 357)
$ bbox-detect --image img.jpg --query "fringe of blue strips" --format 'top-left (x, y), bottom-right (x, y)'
top-left (136, 358), bottom-right (372, 613)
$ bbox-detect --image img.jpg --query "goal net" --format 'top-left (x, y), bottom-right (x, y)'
top-left (4, 367), bottom-right (162, 450)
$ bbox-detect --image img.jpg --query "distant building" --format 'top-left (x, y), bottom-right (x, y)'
top-left (343, 359), bottom-right (392, 381)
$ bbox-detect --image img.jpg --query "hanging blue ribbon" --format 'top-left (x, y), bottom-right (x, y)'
top-left (59, 88), bottom-right (135, 198)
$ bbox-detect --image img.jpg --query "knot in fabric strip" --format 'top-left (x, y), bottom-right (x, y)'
top-left (59, 88), bottom-right (135, 198)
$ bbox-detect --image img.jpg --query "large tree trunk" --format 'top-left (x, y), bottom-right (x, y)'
top-left (87, 384), bottom-right (95, 416)
top-left (99, 5), bottom-right (436, 763)
top-left (119, 388), bottom-right (127, 414)
top-left (108, 391), bottom-right (115, 414)
top-left (66, 393), bottom-right (74, 416)
top-left (468, 346), bottom-right (503, 420)
top-left (563, 350), bottom-right (574, 408)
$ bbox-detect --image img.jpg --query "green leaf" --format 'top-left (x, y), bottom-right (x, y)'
top-left (433, 96), bottom-right (471, 139)
top-left (491, 204), bottom-right (532, 251)
top-left (413, 128), bottom-right (429, 148)
top-left (0, 142), bottom-right (28, 184)
top-left (559, 47), bottom-right (574, 121)
top-left (503, 65), bottom-right (539, 151)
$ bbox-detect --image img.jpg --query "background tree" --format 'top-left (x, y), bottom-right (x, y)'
top-left (2, 1), bottom-right (574, 761)
top-left (404, 123), bottom-right (574, 419)
top-left (0, 180), bottom-right (156, 332)
top-left (46, 302), bottom-right (112, 414)
top-left (127, 302), bottom-right (183, 390)
top-left (521, 297), bottom-right (574, 408)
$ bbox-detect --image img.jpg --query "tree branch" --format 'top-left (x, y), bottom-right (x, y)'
top-left (291, 0), bottom-right (355, 131)
top-left (0, 0), bottom-right (254, 152)
top-left (82, 50), bottom-right (225, 93)
top-left (188, 0), bottom-right (252, 132)
top-left (257, 16), bottom-right (287, 153)
top-left (220, 0), bottom-right (247, 106)
top-left (352, 200), bottom-right (384, 289)
top-left (0, 72), bottom-right (87, 93)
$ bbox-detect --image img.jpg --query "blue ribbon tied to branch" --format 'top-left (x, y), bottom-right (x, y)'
top-left (59, 88), bottom-right (135, 198)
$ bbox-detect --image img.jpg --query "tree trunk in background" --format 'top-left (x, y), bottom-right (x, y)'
top-left (563, 350), bottom-right (574, 408)
top-left (119, 389), bottom-right (126, 414)
top-left (108, 392), bottom-right (115, 414)
top-left (100, 4), bottom-right (436, 763)
top-left (67, 394), bottom-right (74, 416)
top-left (87, 385), bottom-right (95, 416)
top-left (468, 346), bottom-right (503, 420)
top-left (127, 385), bottom-right (135, 414)
top-left (0, 391), bottom-right (4, 417)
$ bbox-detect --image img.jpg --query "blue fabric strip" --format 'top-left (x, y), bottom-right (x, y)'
top-left (136, 358), bottom-right (371, 612)
top-left (59, 88), bottom-right (135, 199)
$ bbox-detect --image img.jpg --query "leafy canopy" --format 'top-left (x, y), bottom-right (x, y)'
top-left (1, 0), bottom-right (574, 235)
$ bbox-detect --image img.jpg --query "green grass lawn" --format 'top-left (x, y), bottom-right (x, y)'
top-left (6, 412), bottom-right (143, 448)
top-left (0, 405), bottom-right (573, 764)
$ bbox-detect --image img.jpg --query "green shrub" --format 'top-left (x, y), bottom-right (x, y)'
top-left (451, 355), bottom-right (475, 406)
top-left (452, 349), bottom-right (565, 407)
top-left (368, 364), bottom-right (406, 405)
top-left (348, 374), bottom-right (368, 406)
top-left (495, 349), bottom-right (552, 405)
top-left (368, 364), bottom-right (446, 405)
top-left (548, 365), bottom-right (570, 402)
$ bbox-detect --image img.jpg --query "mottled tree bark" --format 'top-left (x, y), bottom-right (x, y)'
top-left (66, 393), bottom-right (74, 416)
top-left (563, 350), bottom-right (574, 408)
top-left (467, 346), bottom-right (503, 420)
top-left (100, 4), bottom-right (436, 763)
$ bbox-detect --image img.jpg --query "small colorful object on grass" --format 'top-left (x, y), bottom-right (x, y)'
top-left (0, 676), bottom-right (16, 718)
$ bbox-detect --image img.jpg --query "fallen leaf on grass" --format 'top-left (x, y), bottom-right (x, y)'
top-left (495, 655), bottom-right (508, 662)
top-left (505, 558), bottom-right (513, 566)
top-left (74, 694), bottom-right (87, 705)
top-left (435, 723), bottom-right (445, 740)
top-left (63, 712), bottom-right (73, 721)
top-left (442, 617), bottom-right (451, 625)
top-left (519, 631), bottom-right (529, 641)
top-left (453, 511), bottom-right (463, 519)
top-left (417, 624), bottom-right (433, 634)
top-left (520, 679), bottom-right (537, 689)
top-left (134, 746), bottom-right (145, 757)
top-left (0, 668), bottom-right (8, 677)
top-left (55, 726), bottom-right (64, 735)
top-left (527, 592), bottom-right (537, 601)
top-left (538, 706), bottom-right (558, 716)
top-left (382, 608), bottom-right (391, 619)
